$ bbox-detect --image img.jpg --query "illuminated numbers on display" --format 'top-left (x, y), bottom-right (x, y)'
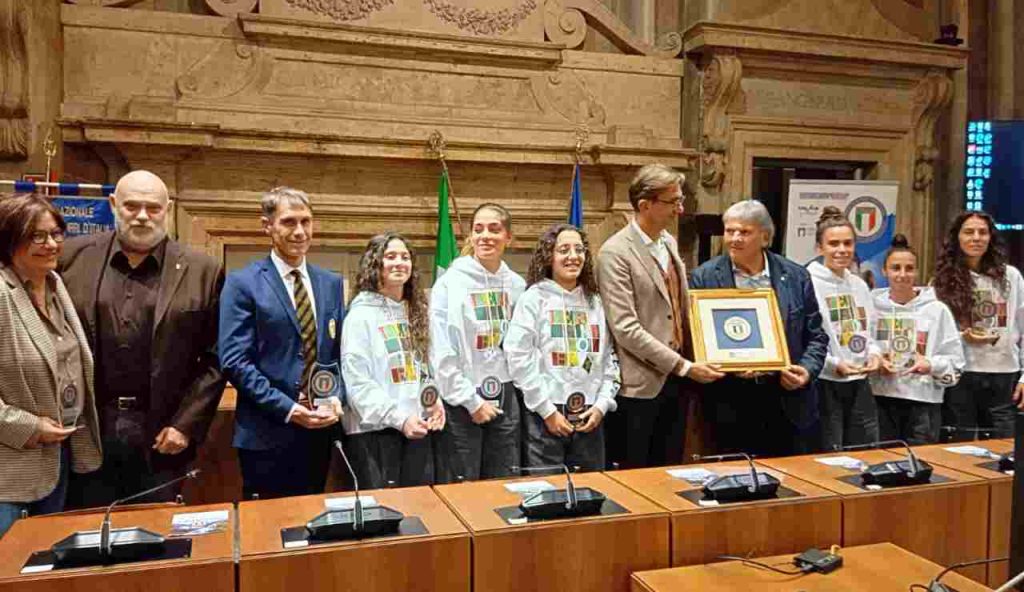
top-left (965, 120), bottom-right (992, 213)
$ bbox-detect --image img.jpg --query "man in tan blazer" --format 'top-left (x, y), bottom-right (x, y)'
top-left (597, 164), bottom-right (724, 468)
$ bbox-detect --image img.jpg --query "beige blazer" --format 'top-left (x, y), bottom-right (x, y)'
top-left (0, 265), bottom-right (101, 503)
top-left (596, 223), bottom-right (689, 399)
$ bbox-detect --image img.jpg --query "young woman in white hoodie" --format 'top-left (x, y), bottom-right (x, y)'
top-left (870, 234), bottom-right (965, 445)
top-left (430, 203), bottom-right (526, 482)
top-left (934, 211), bottom-right (1024, 439)
top-left (808, 206), bottom-right (881, 450)
top-left (341, 232), bottom-right (445, 488)
top-left (504, 224), bottom-right (619, 472)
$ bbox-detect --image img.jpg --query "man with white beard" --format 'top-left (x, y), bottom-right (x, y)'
top-left (58, 170), bottom-right (226, 506)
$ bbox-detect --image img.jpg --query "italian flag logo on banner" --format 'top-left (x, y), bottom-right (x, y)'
top-left (433, 169), bottom-right (457, 283)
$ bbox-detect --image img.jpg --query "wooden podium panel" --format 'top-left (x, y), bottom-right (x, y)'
top-left (606, 462), bottom-right (842, 566)
top-left (629, 542), bottom-right (993, 591)
top-left (0, 503), bottom-right (234, 592)
top-left (238, 486), bottom-right (470, 592)
top-left (183, 387), bottom-right (242, 505)
top-left (761, 451), bottom-right (990, 583)
top-left (433, 472), bottom-right (670, 592)
top-left (909, 439), bottom-right (1014, 585)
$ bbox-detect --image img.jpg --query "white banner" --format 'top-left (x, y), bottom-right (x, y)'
top-left (783, 179), bottom-right (899, 287)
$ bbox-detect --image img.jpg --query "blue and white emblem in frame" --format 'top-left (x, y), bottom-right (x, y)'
top-left (711, 309), bottom-right (763, 349)
top-left (309, 361), bottom-right (343, 408)
top-left (848, 334), bottom-right (867, 354)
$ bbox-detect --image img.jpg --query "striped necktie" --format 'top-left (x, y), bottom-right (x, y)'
top-left (291, 270), bottom-right (318, 401)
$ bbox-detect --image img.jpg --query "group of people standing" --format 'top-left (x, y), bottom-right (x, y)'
top-left (1, 163), bottom-right (1022, 537)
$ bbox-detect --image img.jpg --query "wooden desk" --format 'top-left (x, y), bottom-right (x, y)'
top-left (238, 486), bottom-right (470, 592)
top-left (909, 439), bottom-right (1015, 585)
top-left (183, 387), bottom-right (242, 505)
top-left (630, 542), bottom-right (993, 591)
top-left (434, 472), bottom-right (670, 592)
top-left (606, 462), bottom-right (842, 567)
top-left (761, 450), bottom-right (990, 583)
top-left (0, 503), bottom-right (234, 592)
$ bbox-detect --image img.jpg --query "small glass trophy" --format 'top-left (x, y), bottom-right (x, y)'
top-left (60, 383), bottom-right (80, 428)
top-left (478, 375), bottom-right (504, 408)
top-left (309, 361), bottom-right (343, 414)
top-left (970, 298), bottom-right (1001, 344)
top-left (420, 381), bottom-right (440, 420)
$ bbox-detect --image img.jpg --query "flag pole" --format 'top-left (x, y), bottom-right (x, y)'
top-left (568, 125), bottom-right (589, 223)
top-left (427, 130), bottom-right (464, 239)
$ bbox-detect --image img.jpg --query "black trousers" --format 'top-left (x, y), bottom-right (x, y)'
top-left (876, 396), bottom-right (941, 445)
top-left (604, 374), bottom-right (686, 469)
top-left (523, 409), bottom-right (605, 472)
top-left (66, 408), bottom-right (190, 509)
top-left (819, 379), bottom-right (880, 451)
top-left (237, 429), bottom-right (332, 500)
top-left (346, 429), bottom-right (434, 489)
top-left (434, 382), bottom-right (521, 483)
top-left (943, 371), bottom-right (1019, 440)
top-left (711, 381), bottom-right (821, 458)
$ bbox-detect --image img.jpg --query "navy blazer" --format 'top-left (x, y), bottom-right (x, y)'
top-left (690, 250), bottom-right (828, 428)
top-left (219, 256), bottom-right (345, 450)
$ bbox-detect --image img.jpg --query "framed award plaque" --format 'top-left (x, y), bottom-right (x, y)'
top-left (688, 288), bottom-right (791, 372)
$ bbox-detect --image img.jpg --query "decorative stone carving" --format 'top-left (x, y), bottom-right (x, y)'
top-left (177, 42), bottom-right (265, 100)
top-left (699, 52), bottom-right (742, 189)
top-left (0, 0), bottom-right (28, 160)
top-left (531, 70), bottom-right (606, 127)
top-left (204, 0), bottom-right (259, 17)
top-left (543, 0), bottom-right (682, 58)
top-left (283, 0), bottom-right (394, 22)
top-left (423, 0), bottom-right (539, 36)
top-left (63, 0), bottom-right (144, 5)
top-left (911, 70), bottom-right (952, 192)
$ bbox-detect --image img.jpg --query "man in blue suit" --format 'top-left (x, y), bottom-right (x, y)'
top-left (219, 187), bottom-right (345, 500)
top-left (690, 200), bottom-right (828, 456)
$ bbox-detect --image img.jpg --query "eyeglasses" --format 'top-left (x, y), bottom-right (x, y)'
top-left (654, 198), bottom-right (683, 207)
top-left (29, 229), bottom-right (66, 245)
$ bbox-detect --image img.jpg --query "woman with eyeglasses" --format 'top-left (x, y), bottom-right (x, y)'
top-left (0, 194), bottom-right (102, 538)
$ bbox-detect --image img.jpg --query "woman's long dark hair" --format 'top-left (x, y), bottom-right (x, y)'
top-left (933, 210), bottom-right (1007, 328)
top-left (525, 223), bottom-right (598, 305)
top-left (353, 232), bottom-right (430, 365)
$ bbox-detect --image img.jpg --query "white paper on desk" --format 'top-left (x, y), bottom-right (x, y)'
top-left (20, 564), bottom-right (54, 574)
top-left (170, 509), bottom-right (229, 537)
top-left (324, 496), bottom-right (379, 511)
top-left (943, 445), bottom-right (994, 457)
top-left (814, 456), bottom-right (867, 470)
top-left (666, 468), bottom-right (717, 483)
top-left (503, 480), bottom-right (556, 497)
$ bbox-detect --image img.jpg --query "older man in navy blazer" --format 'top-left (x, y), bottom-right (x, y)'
top-left (219, 187), bottom-right (345, 500)
top-left (690, 200), bottom-right (828, 457)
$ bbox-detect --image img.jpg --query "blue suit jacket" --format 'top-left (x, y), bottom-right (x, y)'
top-left (219, 257), bottom-right (345, 450)
top-left (690, 250), bottom-right (828, 428)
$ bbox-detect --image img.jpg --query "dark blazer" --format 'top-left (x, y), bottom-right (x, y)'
top-left (690, 250), bottom-right (828, 428)
top-left (218, 256), bottom-right (345, 451)
top-left (58, 231), bottom-right (226, 451)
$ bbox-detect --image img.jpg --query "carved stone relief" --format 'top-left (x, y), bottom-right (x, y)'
top-left (698, 52), bottom-right (742, 189)
top-left (204, 0), bottom-right (260, 17)
top-left (282, 0), bottom-right (394, 22)
top-left (177, 42), bottom-right (266, 100)
top-left (530, 70), bottom-right (606, 126)
top-left (911, 70), bottom-right (952, 193)
top-left (422, 0), bottom-right (539, 36)
top-left (544, 0), bottom-right (681, 57)
top-left (63, 0), bottom-right (145, 5)
top-left (0, 0), bottom-right (28, 160)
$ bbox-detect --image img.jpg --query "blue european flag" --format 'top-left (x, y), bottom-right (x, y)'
top-left (568, 163), bottom-right (582, 227)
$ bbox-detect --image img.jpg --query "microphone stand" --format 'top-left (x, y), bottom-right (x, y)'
top-left (517, 465), bottom-right (579, 511)
top-left (100, 469), bottom-right (199, 557)
top-left (334, 441), bottom-right (363, 532)
top-left (841, 439), bottom-right (923, 477)
top-left (695, 453), bottom-right (761, 494)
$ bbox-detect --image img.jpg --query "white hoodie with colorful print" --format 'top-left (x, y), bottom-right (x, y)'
top-left (808, 260), bottom-right (881, 383)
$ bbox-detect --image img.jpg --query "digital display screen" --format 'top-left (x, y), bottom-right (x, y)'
top-left (965, 120), bottom-right (1024, 231)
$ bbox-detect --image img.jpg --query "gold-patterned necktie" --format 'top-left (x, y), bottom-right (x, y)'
top-left (291, 269), bottom-right (317, 404)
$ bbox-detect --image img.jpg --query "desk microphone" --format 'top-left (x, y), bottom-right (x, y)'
top-left (303, 441), bottom-right (404, 540)
top-left (692, 453), bottom-right (781, 502)
top-left (920, 556), bottom-right (1009, 591)
top-left (839, 439), bottom-right (933, 487)
top-left (941, 425), bottom-right (995, 442)
top-left (51, 469), bottom-right (199, 566)
top-left (514, 465), bottom-right (606, 519)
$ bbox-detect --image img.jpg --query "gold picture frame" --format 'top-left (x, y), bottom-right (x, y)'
top-left (688, 288), bottom-right (791, 372)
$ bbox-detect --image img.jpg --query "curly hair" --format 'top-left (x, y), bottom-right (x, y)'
top-left (526, 223), bottom-right (598, 305)
top-left (353, 232), bottom-right (430, 366)
top-left (934, 211), bottom-right (1008, 328)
